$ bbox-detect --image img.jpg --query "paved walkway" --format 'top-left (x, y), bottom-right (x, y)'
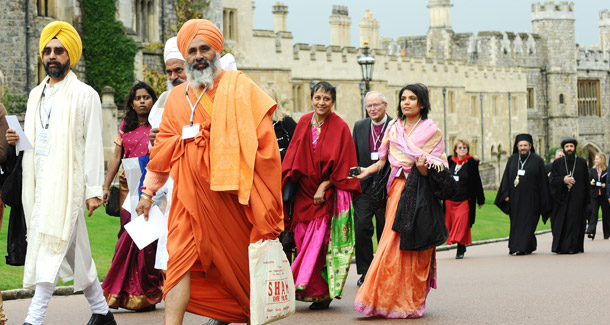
top-left (4, 228), bottom-right (610, 324)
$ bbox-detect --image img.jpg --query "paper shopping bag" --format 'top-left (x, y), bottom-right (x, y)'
top-left (249, 238), bottom-right (295, 325)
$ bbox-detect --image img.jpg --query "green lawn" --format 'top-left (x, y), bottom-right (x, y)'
top-left (0, 190), bottom-right (577, 290)
top-left (0, 207), bottom-right (120, 291)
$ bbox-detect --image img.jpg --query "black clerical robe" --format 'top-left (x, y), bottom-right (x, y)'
top-left (549, 156), bottom-right (590, 253)
top-left (495, 152), bottom-right (552, 254)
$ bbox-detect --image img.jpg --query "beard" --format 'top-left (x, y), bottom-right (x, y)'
top-left (166, 77), bottom-right (186, 91)
top-left (44, 59), bottom-right (70, 79)
top-left (185, 53), bottom-right (222, 90)
top-left (564, 149), bottom-right (575, 161)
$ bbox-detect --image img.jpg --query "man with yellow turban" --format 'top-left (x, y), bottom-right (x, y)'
top-left (135, 19), bottom-right (284, 325)
top-left (5, 21), bottom-right (114, 325)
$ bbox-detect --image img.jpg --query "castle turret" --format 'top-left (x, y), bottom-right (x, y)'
top-left (426, 0), bottom-right (454, 59)
top-left (531, 1), bottom-right (577, 150)
top-left (272, 2), bottom-right (288, 33)
top-left (329, 5), bottom-right (351, 47)
top-left (359, 10), bottom-right (379, 48)
top-left (601, 10), bottom-right (610, 59)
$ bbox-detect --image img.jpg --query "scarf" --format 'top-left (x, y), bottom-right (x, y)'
top-left (22, 71), bottom-right (80, 253)
top-left (452, 155), bottom-right (473, 165)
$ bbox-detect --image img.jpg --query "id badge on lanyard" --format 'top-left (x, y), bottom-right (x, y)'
top-left (35, 128), bottom-right (51, 156)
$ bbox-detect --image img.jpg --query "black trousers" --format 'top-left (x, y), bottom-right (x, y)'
top-left (587, 195), bottom-right (610, 238)
top-left (353, 192), bottom-right (386, 275)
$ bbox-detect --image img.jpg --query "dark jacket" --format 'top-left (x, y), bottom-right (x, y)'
top-left (589, 167), bottom-right (607, 199)
top-left (447, 156), bottom-right (485, 226)
top-left (352, 115), bottom-right (391, 193)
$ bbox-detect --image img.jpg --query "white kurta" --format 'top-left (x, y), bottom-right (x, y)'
top-left (21, 72), bottom-right (104, 291)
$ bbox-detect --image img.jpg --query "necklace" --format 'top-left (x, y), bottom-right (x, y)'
top-left (564, 156), bottom-right (577, 192)
top-left (514, 151), bottom-right (531, 187)
top-left (311, 114), bottom-right (325, 128)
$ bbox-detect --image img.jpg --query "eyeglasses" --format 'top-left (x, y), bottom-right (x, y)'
top-left (366, 102), bottom-right (385, 109)
top-left (42, 47), bottom-right (66, 56)
top-left (456, 146), bottom-right (468, 150)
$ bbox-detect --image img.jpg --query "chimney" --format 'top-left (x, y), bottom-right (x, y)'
top-left (329, 5), bottom-right (351, 47)
top-left (359, 9), bottom-right (380, 48)
top-left (272, 2), bottom-right (288, 33)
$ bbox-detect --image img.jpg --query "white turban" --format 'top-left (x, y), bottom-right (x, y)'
top-left (220, 53), bottom-right (237, 71)
top-left (163, 37), bottom-right (184, 63)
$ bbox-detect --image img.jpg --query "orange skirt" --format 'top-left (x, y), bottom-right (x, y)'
top-left (354, 177), bottom-right (436, 318)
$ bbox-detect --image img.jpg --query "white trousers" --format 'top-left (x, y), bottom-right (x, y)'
top-left (24, 277), bottom-right (108, 325)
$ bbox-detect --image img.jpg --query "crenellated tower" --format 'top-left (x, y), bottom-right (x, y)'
top-left (426, 0), bottom-right (454, 59)
top-left (329, 5), bottom-right (351, 47)
top-left (531, 1), bottom-right (577, 149)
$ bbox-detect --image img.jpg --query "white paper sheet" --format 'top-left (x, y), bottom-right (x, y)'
top-left (6, 115), bottom-right (33, 151)
top-left (124, 205), bottom-right (166, 250)
top-left (149, 109), bottom-right (163, 129)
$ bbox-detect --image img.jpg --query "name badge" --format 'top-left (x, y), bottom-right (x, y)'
top-left (597, 182), bottom-right (602, 187)
top-left (182, 123), bottom-right (200, 140)
top-left (518, 169), bottom-right (525, 176)
top-left (35, 129), bottom-right (50, 156)
top-left (371, 152), bottom-right (379, 161)
top-left (453, 175), bottom-right (459, 182)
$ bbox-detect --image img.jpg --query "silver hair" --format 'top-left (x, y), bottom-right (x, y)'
top-left (364, 90), bottom-right (387, 104)
top-left (185, 52), bottom-right (222, 90)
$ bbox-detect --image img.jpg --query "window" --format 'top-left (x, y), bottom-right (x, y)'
top-left (223, 8), bottom-right (238, 41)
top-left (37, 0), bottom-right (53, 17)
top-left (136, 0), bottom-right (153, 42)
top-left (471, 95), bottom-right (477, 116)
top-left (559, 94), bottom-right (564, 104)
top-left (471, 139), bottom-right (478, 157)
top-left (527, 87), bottom-right (534, 109)
top-left (578, 80), bottom-right (600, 116)
top-left (292, 84), bottom-right (303, 112)
top-left (448, 91), bottom-right (455, 113)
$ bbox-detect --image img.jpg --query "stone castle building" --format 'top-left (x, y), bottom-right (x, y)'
top-left (1, 0), bottom-right (609, 187)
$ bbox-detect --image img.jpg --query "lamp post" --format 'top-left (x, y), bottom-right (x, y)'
top-left (357, 42), bottom-right (375, 118)
top-left (442, 88), bottom-right (447, 153)
top-left (480, 93), bottom-right (485, 162)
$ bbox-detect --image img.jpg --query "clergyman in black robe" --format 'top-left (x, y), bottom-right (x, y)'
top-left (549, 137), bottom-right (590, 254)
top-left (495, 134), bottom-right (552, 255)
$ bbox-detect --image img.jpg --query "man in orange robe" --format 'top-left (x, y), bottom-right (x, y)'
top-left (135, 19), bottom-right (284, 325)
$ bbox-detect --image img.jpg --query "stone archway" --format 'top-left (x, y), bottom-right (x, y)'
top-left (582, 142), bottom-right (602, 168)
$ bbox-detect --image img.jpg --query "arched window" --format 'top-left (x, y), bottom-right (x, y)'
top-left (559, 93), bottom-right (564, 104)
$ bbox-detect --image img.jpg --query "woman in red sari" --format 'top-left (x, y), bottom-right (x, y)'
top-left (282, 81), bottom-right (361, 310)
top-left (101, 81), bottom-right (163, 311)
top-left (352, 83), bottom-right (447, 318)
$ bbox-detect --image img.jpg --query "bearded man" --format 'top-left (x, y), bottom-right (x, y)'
top-left (135, 19), bottom-right (284, 325)
top-left (5, 21), bottom-right (113, 325)
top-left (549, 137), bottom-right (590, 254)
top-left (495, 134), bottom-right (552, 255)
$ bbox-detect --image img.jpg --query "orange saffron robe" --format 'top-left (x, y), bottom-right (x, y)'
top-left (145, 70), bottom-right (284, 322)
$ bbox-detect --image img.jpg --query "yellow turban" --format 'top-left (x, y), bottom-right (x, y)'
top-left (39, 21), bottom-right (82, 67)
top-left (177, 19), bottom-right (224, 59)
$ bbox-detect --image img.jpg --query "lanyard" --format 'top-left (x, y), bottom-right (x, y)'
top-left (38, 85), bottom-right (52, 129)
top-left (564, 157), bottom-right (576, 177)
top-left (405, 117), bottom-right (421, 138)
top-left (370, 118), bottom-right (388, 151)
top-left (185, 83), bottom-right (207, 126)
top-left (518, 151), bottom-right (531, 170)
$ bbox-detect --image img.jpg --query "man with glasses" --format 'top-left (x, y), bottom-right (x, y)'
top-left (352, 91), bottom-right (391, 286)
top-left (5, 21), bottom-right (113, 324)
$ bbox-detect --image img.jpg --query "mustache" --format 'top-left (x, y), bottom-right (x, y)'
top-left (191, 58), bottom-right (210, 71)
top-left (172, 78), bottom-right (186, 86)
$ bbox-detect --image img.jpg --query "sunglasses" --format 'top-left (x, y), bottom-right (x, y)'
top-left (42, 47), bottom-right (66, 56)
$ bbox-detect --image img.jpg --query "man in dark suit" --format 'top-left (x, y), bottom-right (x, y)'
top-left (352, 91), bottom-right (391, 286)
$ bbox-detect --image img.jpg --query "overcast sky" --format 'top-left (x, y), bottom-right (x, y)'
top-left (253, 0), bottom-right (608, 48)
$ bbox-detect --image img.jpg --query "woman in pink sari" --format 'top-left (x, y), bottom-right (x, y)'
top-left (101, 81), bottom-right (163, 311)
top-left (352, 83), bottom-right (448, 318)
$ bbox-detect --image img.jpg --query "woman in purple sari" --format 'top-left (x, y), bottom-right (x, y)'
top-left (101, 81), bottom-right (163, 311)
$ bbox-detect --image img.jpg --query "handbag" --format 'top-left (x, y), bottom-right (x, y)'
top-left (249, 238), bottom-right (295, 324)
top-left (369, 162), bottom-right (391, 210)
top-left (1, 148), bottom-right (27, 266)
top-left (105, 185), bottom-right (121, 217)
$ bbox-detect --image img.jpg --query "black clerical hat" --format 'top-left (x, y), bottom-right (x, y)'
top-left (512, 133), bottom-right (535, 154)
top-left (560, 137), bottom-right (578, 149)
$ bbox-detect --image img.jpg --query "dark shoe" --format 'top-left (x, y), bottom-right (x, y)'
top-left (206, 319), bottom-right (230, 325)
top-left (587, 233), bottom-right (595, 240)
top-left (515, 251), bottom-right (526, 255)
top-left (135, 305), bottom-right (156, 312)
top-left (87, 310), bottom-right (117, 325)
top-left (456, 244), bottom-right (466, 259)
top-left (357, 274), bottom-right (366, 287)
top-left (309, 299), bottom-right (332, 310)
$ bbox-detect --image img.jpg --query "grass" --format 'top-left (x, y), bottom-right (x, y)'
top-left (0, 207), bottom-right (120, 291)
top-left (0, 190), bottom-right (581, 290)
